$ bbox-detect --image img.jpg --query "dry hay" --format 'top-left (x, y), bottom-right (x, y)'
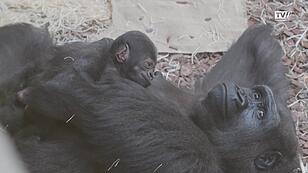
top-left (0, 0), bottom-right (307, 171)
top-left (0, 0), bottom-right (112, 43)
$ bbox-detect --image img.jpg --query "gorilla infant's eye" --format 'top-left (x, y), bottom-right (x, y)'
top-left (144, 60), bottom-right (154, 69)
top-left (257, 110), bottom-right (265, 120)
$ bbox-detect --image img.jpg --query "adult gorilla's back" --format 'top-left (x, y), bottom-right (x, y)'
top-left (21, 70), bottom-right (223, 173)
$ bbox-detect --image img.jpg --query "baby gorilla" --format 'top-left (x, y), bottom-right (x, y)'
top-left (67, 31), bottom-right (157, 88)
top-left (110, 31), bottom-right (157, 87)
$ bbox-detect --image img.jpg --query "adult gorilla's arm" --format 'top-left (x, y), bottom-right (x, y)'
top-left (195, 24), bottom-right (288, 100)
top-left (147, 72), bottom-right (195, 116)
top-left (147, 24), bottom-right (287, 117)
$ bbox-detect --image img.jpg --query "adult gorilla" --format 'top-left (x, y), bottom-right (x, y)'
top-left (19, 25), bottom-right (301, 173)
top-left (149, 24), bottom-right (300, 172)
top-left (192, 24), bottom-right (300, 172)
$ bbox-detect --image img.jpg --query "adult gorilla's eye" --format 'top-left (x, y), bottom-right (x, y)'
top-left (255, 151), bottom-right (283, 170)
top-left (257, 110), bottom-right (265, 120)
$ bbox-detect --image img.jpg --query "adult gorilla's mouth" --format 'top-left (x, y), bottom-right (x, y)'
top-left (203, 83), bottom-right (228, 122)
top-left (140, 72), bottom-right (151, 87)
top-left (204, 82), bottom-right (248, 123)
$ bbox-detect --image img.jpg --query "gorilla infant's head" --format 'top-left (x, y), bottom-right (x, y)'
top-left (192, 82), bottom-right (300, 173)
top-left (110, 31), bottom-right (157, 88)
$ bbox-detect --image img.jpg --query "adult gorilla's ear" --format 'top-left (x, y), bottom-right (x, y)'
top-left (254, 151), bottom-right (283, 170)
top-left (115, 43), bottom-right (129, 64)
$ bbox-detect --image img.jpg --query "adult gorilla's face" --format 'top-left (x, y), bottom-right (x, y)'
top-left (204, 83), bottom-right (280, 131)
top-left (200, 82), bottom-right (300, 173)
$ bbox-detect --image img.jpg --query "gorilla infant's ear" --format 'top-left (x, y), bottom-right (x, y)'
top-left (254, 151), bottom-right (283, 170)
top-left (115, 43), bottom-right (129, 63)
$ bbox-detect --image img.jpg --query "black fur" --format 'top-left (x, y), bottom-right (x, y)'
top-left (0, 23), bottom-right (111, 173)
top-left (0, 23), bottom-right (300, 173)
top-left (0, 23), bottom-right (53, 132)
top-left (20, 69), bottom-right (224, 173)
top-left (19, 25), bottom-right (300, 172)
top-left (195, 24), bottom-right (288, 99)
top-left (147, 72), bottom-right (195, 116)
top-left (193, 24), bottom-right (299, 173)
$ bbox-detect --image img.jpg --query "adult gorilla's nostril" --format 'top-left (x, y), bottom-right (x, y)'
top-left (236, 87), bottom-right (247, 108)
top-left (153, 71), bottom-right (162, 77)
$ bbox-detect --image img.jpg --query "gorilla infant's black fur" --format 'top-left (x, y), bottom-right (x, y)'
top-left (18, 24), bottom-right (300, 173)
top-left (51, 30), bottom-right (157, 87)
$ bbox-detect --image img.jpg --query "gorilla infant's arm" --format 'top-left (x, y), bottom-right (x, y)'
top-left (53, 38), bottom-right (114, 82)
